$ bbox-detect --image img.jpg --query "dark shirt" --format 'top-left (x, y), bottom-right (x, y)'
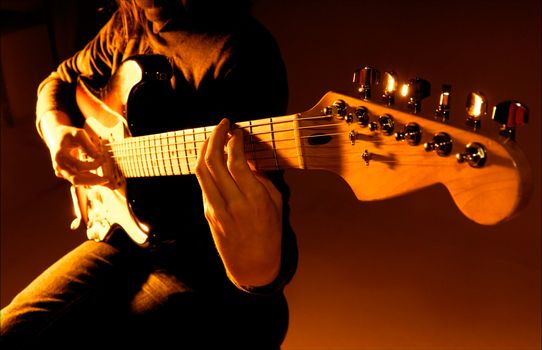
top-left (35, 5), bottom-right (296, 295)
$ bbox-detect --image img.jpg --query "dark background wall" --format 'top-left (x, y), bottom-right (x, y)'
top-left (1, 0), bottom-right (540, 348)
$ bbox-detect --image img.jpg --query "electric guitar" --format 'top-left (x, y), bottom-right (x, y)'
top-left (71, 54), bottom-right (532, 246)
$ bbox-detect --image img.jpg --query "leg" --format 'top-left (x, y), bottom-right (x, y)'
top-left (1, 237), bottom-right (148, 345)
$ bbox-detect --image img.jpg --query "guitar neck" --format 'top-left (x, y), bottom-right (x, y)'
top-left (108, 115), bottom-right (303, 178)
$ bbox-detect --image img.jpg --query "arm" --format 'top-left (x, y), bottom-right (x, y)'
top-left (36, 13), bottom-right (122, 185)
top-left (195, 19), bottom-right (297, 291)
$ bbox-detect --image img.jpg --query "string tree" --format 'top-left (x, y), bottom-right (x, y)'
top-left (491, 100), bottom-right (528, 141)
top-left (465, 91), bottom-right (487, 131)
top-left (353, 66), bottom-right (380, 100)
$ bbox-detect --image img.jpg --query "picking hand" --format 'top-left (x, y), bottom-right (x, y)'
top-left (40, 111), bottom-right (108, 186)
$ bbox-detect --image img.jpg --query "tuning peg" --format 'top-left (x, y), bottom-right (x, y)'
top-left (323, 99), bottom-right (348, 118)
top-left (465, 91), bottom-right (487, 130)
top-left (456, 142), bottom-right (487, 168)
top-left (400, 77), bottom-right (431, 113)
top-left (492, 100), bottom-right (528, 141)
top-left (353, 66), bottom-right (380, 100)
top-left (435, 84), bottom-right (452, 122)
top-left (381, 71), bottom-right (398, 106)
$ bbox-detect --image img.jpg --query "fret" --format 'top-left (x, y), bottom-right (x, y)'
top-left (155, 135), bottom-right (166, 175)
top-left (127, 138), bottom-right (137, 177)
top-left (145, 136), bottom-right (156, 177)
top-left (192, 128), bottom-right (202, 175)
top-left (193, 127), bottom-right (206, 175)
top-left (269, 117), bottom-right (279, 170)
top-left (119, 142), bottom-right (130, 177)
top-left (158, 134), bottom-right (172, 176)
top-left (137, 137), bottom-right (149, 177)
top-left (292, 113), bottom-right (305, 169)
top-left (166, 131), bottom-right (181, 175)
top-left (181, 129), bottom-right (192, 174)
top-left (248, 120), bottom-right (257, 169)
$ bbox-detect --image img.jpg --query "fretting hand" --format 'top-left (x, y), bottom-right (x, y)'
top-left (195, 118), bottom-right (282, 288)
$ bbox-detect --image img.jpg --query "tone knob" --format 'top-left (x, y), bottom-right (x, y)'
top-left (353, 66), bottom-right (380, 100)
top-left (492, 100), bottom-right (528, 141)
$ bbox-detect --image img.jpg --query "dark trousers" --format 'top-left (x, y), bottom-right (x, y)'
top-left (0, 237), bottom-right (289, 349)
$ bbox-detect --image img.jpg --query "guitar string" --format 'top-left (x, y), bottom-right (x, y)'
top-left (105, 122), bottom-right (346, 151)
top-left (106, 129), bottom-right (429, 158)
top-left (104, 114), bottom-right (333, 147)
top-left (111, 151), bottom-right (461, 178)
top-left (114, 155), bottom-right (463, 178)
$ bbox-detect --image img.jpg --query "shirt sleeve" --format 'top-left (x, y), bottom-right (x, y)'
top-left (35, 12), bottom-right (122, 138)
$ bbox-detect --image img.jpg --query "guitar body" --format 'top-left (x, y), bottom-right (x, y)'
top-left (74, 55), bottom-right (186, 245)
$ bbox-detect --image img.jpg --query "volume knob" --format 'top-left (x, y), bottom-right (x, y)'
top-left (353, 66), bottom-right (380, 100)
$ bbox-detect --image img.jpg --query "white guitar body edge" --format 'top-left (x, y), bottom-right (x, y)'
top-left (70, 115), bottom-right (150, 245)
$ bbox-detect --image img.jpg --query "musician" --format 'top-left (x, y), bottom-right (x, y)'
top-left (0, 0), bottom-right (297, 348)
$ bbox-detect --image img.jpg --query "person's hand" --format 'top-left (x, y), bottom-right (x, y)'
top-left (40, 110), bottom-right (108, 186)
top-left (195, 118), bottom-right (282, 287)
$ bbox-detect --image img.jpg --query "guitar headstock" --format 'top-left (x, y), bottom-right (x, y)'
top-left (295, 67), bottom-right (533, 225)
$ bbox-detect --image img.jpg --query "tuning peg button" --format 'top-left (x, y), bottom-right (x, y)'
top-left (401, 77), bottom-right (431, 113)
top-left (465, 91), bottom-right (487, 130)
top-left (353, 66), bottom-right (380, 100)
top-left (492, 100), bottom-right (528, 141)
top-left (435, 84), bottom-right (452, 121)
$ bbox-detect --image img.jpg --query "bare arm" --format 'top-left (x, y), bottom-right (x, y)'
top-left (40, 110), bottom-right (107, 185)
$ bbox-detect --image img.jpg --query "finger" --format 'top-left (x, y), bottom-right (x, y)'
top-left (227, 128), bottom-right (264, 193)
top-left (71, 129), bottom-right (103, 160)
top-left (55, 151), bottom-right (102, 173)
top-left (204, 118), bottom-right (242, 199)
top-left (254, 172), bottom-right (283, 209)
top-left (55, 168), bottom-right (109, 186)
top-left (195, 137), bottom-right (226, 210)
